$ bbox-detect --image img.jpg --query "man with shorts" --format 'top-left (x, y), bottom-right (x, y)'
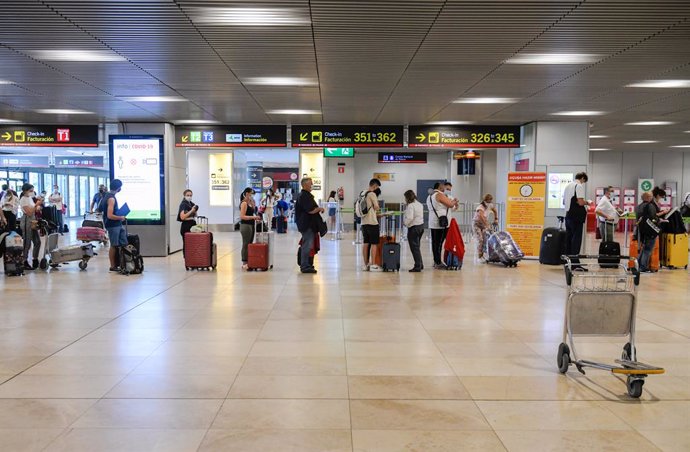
top-left (99, 179), bottom-right (128, 272)
top-left (360, 178), bottom-right (382, 271)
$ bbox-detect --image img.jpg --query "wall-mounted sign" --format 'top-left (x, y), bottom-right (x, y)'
top-left (292, 125), bottom-right (403, 148)
top-left (109, 135), bottom-right (165, 225)
top-left (547, 173), bottom-right (574, 209)
top-left (0, 125), bottom-right (98, 147)
top-left (378, 152), bottom-right (427, 163)
top-left (506, 172), bottom-right (546, 257)
top-left (262, 176), bottom-right (274, 189)
top-left (248, 166), bottom-right (263, 193)
top-left (0, 155), bottom-right (50, 168)
top-left (453, 151), bottom-right (480, 159)
top-left (637, 178), bottom-right (654, 203)
top-left (323, 147), bottom-right (354, 158)
top-left (209, 154), bottom-right (233, 206)
top-left (373, 172), bottom-right (395, 181)
top-left (175, 125), bottom-right (287, 147)
top-left (409, 125), bottom-right (520, 148)
top-left (54, 156), bottom-right (104, 168)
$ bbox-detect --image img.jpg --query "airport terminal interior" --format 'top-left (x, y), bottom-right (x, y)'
top-left (1, 1), bottom-right (690, 451)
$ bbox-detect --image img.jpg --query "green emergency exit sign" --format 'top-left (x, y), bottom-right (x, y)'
top-left (323, 147), bottom-right (354, 158)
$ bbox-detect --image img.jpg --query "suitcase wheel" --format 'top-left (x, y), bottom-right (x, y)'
top-left (78, 261), bottom-right (87, 270)
top-left (39, 258), bottom-right (48, 270)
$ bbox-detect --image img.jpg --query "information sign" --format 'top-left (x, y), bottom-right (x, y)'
top-left (506, 172), bottom-right (546, 257)
top-left (176, 125), bottom-right (287, 147)
top-left (409, 125), bottom-right (520, 148)
top-left (0, 125), bottom-right (98, 147)
top-left (292, 125), bottom-right (403, 148)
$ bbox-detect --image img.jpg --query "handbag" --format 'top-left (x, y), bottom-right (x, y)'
top-left (566, 193), bottom-right (587, 223)
top-left (430, 193), bottom-right (449, 228)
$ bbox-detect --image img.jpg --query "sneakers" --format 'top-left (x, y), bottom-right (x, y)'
top-left (23, 261), bottom-right (34, 271)
top-left (361, 264), bottom-right (370, 272)
top-left (433, 263), bottom-right (447, 270)
top-left (109, 266), bottom-right (121, 272)
top-left (409, 268), bottom-right (421, 273)
top-left (369, 265), bottom-right (382, 272)
top-left (301, 268), bottom-right (317, 274)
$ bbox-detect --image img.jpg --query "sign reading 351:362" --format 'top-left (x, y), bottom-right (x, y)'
top-left (292, 125), bottom-right (403, 148)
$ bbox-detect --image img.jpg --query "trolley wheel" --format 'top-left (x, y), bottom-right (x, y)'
top-left (622, 343), bottom-right (636, 361)
top-left (39, 258), bottom-right (48, 270)
top-left (627, 377), bottom-right (644, 398)
top-left (382, 265), bottom-right (387, 272)
top-left (557, 343), bottom-right (570, 373)
top-left (78, 261), bottom-right (87, 270)
top-left (396, 264), bottom-right (400, 271)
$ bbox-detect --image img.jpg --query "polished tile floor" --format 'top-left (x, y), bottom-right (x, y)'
top-left (0, 228), bottom-right (688, 451)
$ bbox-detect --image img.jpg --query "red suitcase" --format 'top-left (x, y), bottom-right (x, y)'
top-left (184, 231), bottom-right (216, 270)
top-left (77, 226), bottom-right (107, 243)
top-left (247, 243), bottom-right (269, 271)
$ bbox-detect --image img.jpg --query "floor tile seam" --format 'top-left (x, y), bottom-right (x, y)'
top-left (634, 315), bottom-right (690, 341)
top-left (0, 274), bottom-right (202, 386)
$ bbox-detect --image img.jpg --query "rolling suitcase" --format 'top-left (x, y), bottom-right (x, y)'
top-left (540, 217), bottom-right (567, 265)
top-left (629, 235), bottom-right (659, 272)
top-left (77, 226), bottom-right (107, 242)
top-left (184, 232), bottom-right (216, 270)
top-left (276, 215), bottom-right (287, 234)
top-left (248, 243), bottom-right (269, 271)
top-left (486, 230), bottom-right (523, 267)
top-left (381, 242), bottom-right (401, 272)
top-left (3, 232), bottom-right (24, 276)
top-left (659, 233), bottom-right (688, 269)
top-left (598, 241), bottom-right (621, 268)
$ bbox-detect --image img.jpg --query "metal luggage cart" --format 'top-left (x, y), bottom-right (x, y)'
top-left (557, 255), bottom-right (664, 398)
top-left (45, 233), bottom-right (96, 270)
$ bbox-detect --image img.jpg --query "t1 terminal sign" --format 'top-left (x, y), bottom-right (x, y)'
top-left (175, 125), bottom-right (287, 147)
top-left (292, 125), bottom-right (403, 148)
top-left (0, 125), bottom-right (98, 147)
top-left (409, 125), bottom-right (520, 148)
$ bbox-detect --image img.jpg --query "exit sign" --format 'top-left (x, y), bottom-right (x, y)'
top-left (323, 147), bottom-right (354, 158)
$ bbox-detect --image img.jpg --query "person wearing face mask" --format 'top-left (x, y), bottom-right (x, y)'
top-left (49, 185), bottom-right (64, 233)
top-left (177, 189), bottom-right (198, 257)
top-left (427, 182), bottom-right (459, 269)
top-left (239, 187), bottom-right (262, 270)
top-left (90, 184), bottom-right (107, 214)
top-left (18, 183), bottom-right (43, 270)
top-left (98, 179), bottom-right (128, 272)
top-left (473, 194), bottom-right (499, 261)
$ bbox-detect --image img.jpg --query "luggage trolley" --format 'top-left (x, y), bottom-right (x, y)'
top-left (557, 255), bottom-right (664, 398)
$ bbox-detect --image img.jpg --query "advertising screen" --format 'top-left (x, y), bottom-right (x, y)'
top-left (109, 135), bottom-right (165, 225)
top-left (547, 173), bottom-right (574, 209)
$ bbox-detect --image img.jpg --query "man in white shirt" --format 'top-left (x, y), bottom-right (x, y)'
top-left (595, 186), bottom-right (622, 241)
top-left (563, 172), bottom-right (588, 256)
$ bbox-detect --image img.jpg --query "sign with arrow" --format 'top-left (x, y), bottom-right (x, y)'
top-left (292, 125), bottom-right (403, 148)
top-left (323, 147), bottom-right (354, 158)
top-left (409, 125), bottom-right (520, 148)
top-left (175, 125), bottom-right (286, 147)
top-left (0, 125), bottom-right (98, 147)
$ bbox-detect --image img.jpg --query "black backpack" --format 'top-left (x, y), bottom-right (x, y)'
top-left (120, 244), bottom-right (144, 275)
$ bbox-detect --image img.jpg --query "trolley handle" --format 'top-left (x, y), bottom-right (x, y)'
top-left (562, 255), bottom-right (640, 287)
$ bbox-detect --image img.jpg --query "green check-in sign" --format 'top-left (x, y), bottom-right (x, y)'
top-left (324, 147), bottom-right (354, 158)
top-left (640, 180), bottom-right (652, 191)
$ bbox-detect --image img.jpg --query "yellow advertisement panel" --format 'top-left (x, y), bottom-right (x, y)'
top-left (300, 151), bottom-right (324, 202)
top-left (209, 153), bottom-right (233, 206)
top-left (506, 172), bottom-right (546, 257)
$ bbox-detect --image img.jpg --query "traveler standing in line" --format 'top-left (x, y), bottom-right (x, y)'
top-left (595, 186), bottom-right (622, 242)
top-left (563, 172), bottom-right (589, 256)
top-left (18, 183), bottom-right (42, 270)
top-left (99, 179), bottom-right (128, 272)
top-left (327, 190), bottom-right (338, 231)
top-left (473, 194), bottom-right (499, 261)
top-left (636, 188), bottom-right (669, 273)
top-left (262, 188), bottom-right (276, 231)
top-left (1, 187), bottom-right (19, 232)
top-left (359, 178), bottom-right (382, 271)
top-left (49, 185), bottom-right (64, 233)
top-left (427, 182), bottom-right (459, 269)
top-left (90, 184), bottom-right (107, 213)
top-left (295, 177), bottom-right (324, 274)
top-left (239, 187), bottom-right (261, 271)
top-left (403, 189), bottom-right (424, 272)
top-left (177, 189), bottom-right (198, 257)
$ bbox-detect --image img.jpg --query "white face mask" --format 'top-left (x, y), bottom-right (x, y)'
top-left (445, 190), bottom-right (451, 195)
top-left (185, 196), bottom-right (192, 202)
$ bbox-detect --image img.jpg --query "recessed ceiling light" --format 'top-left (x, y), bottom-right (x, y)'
top-left (0, 118), bottom-right (21, 123)
top-left (30, 50), bottom-right (126, 62)
top-left (267, 109), bottom-right (321, 115)
top-left (625, 121), bottom-right (675, 126)
top-left (35, 108), bottom-right (93, 115)
top-left (193, 8), bottom-right (311, 26)
top-left (453, 97), bottom-right (518, 104)
top-left (425, 121), bottom-right (474, 125)
top-left (121, 96), bottom-right (188, 102)
top-left (0, 80), bottom-right (14, 85)
top-left (506, 53), bottom-right (601, 65)
top-left (551, 111), bottom-right (607, 116)
top-left (589, 148), bottom-right (610, 151)
top-left (174, 119), bottom-right (221, 125)
top-left (624, 140), bottom-right (658, 144)
top-left (670, 145), bottom-right (690, 148)
top-left (589, 135), bottom-right (608, 139)
top-left (243, 77), bottom-right (318, 86)
top-left (627, 80), bottom-right (690, 88)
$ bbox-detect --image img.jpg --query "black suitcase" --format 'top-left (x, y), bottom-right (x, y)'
top-left (598, 241), bottom-right (621, 268)
top-left (539, 227), bottom-right (567, 265)
top-left (276, 215), bottom-right (287, 233)
top-left (3, 246), bottom-right (24, 276)
top-left (381, 242), bottom-right (401, 271)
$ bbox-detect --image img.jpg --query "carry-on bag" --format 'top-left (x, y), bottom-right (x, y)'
top-left (77, 226), bottom-right (108, 243)
top-left (540, 216), bottom-right (567, 265)
top-left (276, 214), bottom-right (287, 233)
top-left (2, 232), bottom-right (24, 276)
top-left (659, 232), bottom-right (688, 269)
top-left (628, 234), bottom-right (660, 272)
top-left (598, 241), bottom-right (621, 268)
top-left (248, 220), bottom-right (272, 271)
top-left (381, 242), bottom-right (401, 272)
top-left (486, 230), bottom-right (524, 267)
top-left (82, 213), bottom-right (105, 229)
top-left (184, 217), bottom-right (216, 271)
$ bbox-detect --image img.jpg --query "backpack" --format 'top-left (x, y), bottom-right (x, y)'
top-left (120, 244), bottom-right (144, 275)
top-left (355, 191), bottom-right (369, 217)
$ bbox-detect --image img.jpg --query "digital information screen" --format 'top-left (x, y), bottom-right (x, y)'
top-left (292, 125), bottom-right (403, 147)
top-left (409, 125), bottom-right (520, 148)
top-left (109, 135), bottom-right (165, 225)
top-left (378, 152), bottom-right (427, 163)
top-left (547, 173), bottom-right (574, 209)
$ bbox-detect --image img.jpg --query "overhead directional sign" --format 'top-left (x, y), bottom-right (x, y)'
top-left (409, 125), bottom-right (520, 148)
top-left (323, 147), bottom-right (354, 158)
top-left (0, 155), bottom-right (50, 167)
top-left (0, 125), bottom-right (99, 147)
top-left (292, 125), bottom-right (404, 148)
top-left (175, 125), bottom-right (287, 147)
top-left (54, 156), bottom-right (105, 168)
top-left (378, 152), bottom-right (427, 164)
